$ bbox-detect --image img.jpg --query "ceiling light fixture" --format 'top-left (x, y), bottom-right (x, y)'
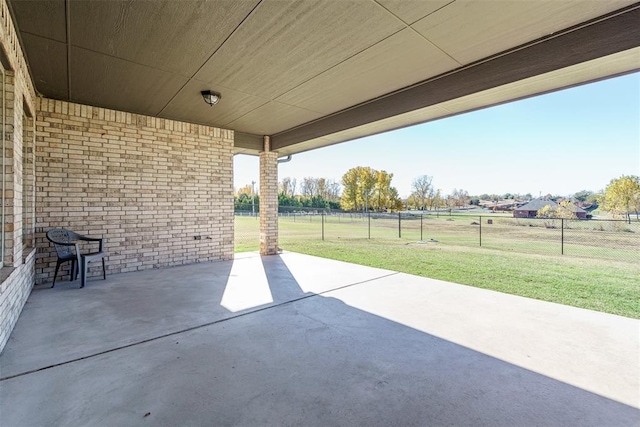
top-left (201, 90), bottom-right (222, 106)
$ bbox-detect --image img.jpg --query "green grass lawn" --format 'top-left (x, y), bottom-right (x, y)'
top-left (234, 215), bottom-right (640, 318)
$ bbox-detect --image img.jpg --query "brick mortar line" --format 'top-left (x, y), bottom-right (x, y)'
top-left (0, 271), bottom-right (399, 382)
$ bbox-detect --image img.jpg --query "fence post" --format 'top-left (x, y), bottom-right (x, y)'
top-left (561, 218), bottom-right (564, 255)
top-left (322, 213), bottom-right (325, 241)
top-left (398, 212), bottom-right (402, 238)
top-left (368, 211), bottom-right (371, 239)
top-left (479, 215), bottom-right (482, 247)
top-left (420, 214), bottom-right (423, 241)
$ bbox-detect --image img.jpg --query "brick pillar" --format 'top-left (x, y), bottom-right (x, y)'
top-left (259, 136), bottom-right (279, 255)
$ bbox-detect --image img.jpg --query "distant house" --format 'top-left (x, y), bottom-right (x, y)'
top-left (513, 199), bottom-right (588, 219)
top-left (565, 203), bottom-right (588, 219)
top-left (513, 199), bottom-right (557, 218)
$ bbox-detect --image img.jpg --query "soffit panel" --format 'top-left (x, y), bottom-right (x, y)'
top-left (276, 28), bottom-right (460, 114)
top-left (9, 0), bottom-right (66, 42)
top-left (21, 33), bottom-right (68, 100)
top-left (412, 0), bottom-right (636, 65)
top-left (225, 101), bottom-right (323, 136)
top-left (194, 0), bottom-right (405, 100)
top-left (69, 0), bottom-right (260, 77)
top-left (376, 0), bottom-right (453, 25)
top-left (69, 47), bottom-right (188, 116)
top-left (159, 79), bottom-right (269, 127)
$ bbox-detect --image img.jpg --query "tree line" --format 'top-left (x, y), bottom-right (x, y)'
top-left (278, 177), bottom-right (341, 209)
top-left (404, 175), bottom-right (471, 211)
top-left (235, 169), bottom-right (640, 220)
top-left (234, 177), bottom-right (341, 211)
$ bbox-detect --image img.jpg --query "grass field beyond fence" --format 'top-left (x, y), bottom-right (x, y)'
top-left (235, 214), bottom-right (640, 319)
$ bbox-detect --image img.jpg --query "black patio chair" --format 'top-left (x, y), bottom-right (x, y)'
top-left (46, 228), bottom-right (106, 288)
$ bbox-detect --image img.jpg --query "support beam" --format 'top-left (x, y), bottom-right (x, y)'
top-left (234, 131), bottom-right (263, 154)
top-left (259, 136), bottom-right (279, 255)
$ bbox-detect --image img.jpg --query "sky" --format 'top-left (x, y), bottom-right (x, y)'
top-left (234, 72), bottom-right (640, 198)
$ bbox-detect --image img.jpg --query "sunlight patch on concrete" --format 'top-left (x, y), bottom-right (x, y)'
top-left (325, 273), bottom-right (640, 408)
top-left (221, 256), bottom-right (273, 312)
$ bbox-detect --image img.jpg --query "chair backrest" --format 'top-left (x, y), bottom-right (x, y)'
top-left (46, 228), bottom-right (78, 258)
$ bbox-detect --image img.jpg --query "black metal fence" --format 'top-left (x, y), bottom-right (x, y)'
top-left (235, 208), bottom-right (640, 263)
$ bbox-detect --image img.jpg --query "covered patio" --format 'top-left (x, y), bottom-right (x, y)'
top-left (1, 252), bottom-right (637, 425)
top-left (0, 1), bottom-right (639, 424)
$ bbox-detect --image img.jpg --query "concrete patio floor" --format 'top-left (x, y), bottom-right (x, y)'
top-left (0, 251), bottom-right (638, 426)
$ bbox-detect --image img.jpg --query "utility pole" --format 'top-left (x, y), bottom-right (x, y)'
top-left (251, 180), bottom-right (256, 217)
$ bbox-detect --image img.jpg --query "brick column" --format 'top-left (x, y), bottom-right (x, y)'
top-left (259, 136), bottom-right (279, 255)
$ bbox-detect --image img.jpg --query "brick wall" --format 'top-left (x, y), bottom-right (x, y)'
top-left (0, 250), bottom-right (35, 350)
top-left (36, 99), bottom-right (234, 284)
top-left (0, 0), bottom-right (38, 353)
top-left (0, 0), bottom-right (235, 354)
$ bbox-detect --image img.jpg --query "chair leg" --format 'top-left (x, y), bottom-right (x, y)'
top-left (70, 259), bottom-right (76, 281)
top-left (102, 258), bottom-right (106, 280)
top-left (80, 257), bottom-right (87, 289)
top-left (52, 260), bottom-right (62, 288)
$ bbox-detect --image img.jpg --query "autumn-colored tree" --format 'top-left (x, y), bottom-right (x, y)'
top-left (428, 189), bottom-right (443, 210)
top-left (371, 170), bottom-right (393, 211)
top-left (388, 187), bottom-right (404, 211)
top-left (235, 184), bottom-right (258, 211)
top-left (599, 175), bottom-right (640, 222)
top-left (236, 184), bottom-right (253, 197)
top-left (341, 167), bottom-right (401, 212)
top-left (537, 201), bottom-right (578, 220)
top-left (537, 200), bottom-right (578, 228)
top-left (359, 167), bottom-right (376, 211)
top-left (406, 193), bottom-right (419, 210)
top-left (341, 168), bottom-right (361, 211)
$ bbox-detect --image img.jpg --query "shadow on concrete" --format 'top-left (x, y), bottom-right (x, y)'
top-left (0, 253), bottom-right (637, 426)
top-left (260, 253), bottom-right (308, 303)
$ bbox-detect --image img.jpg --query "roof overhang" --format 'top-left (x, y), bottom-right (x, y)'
top-left (8, 0), bottom-right (640, 155)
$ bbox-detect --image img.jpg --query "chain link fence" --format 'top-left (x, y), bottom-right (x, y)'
top-left (235, 208), bottom-right (640, 263)
top-left (234, 210), bottom-right (259, 252)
